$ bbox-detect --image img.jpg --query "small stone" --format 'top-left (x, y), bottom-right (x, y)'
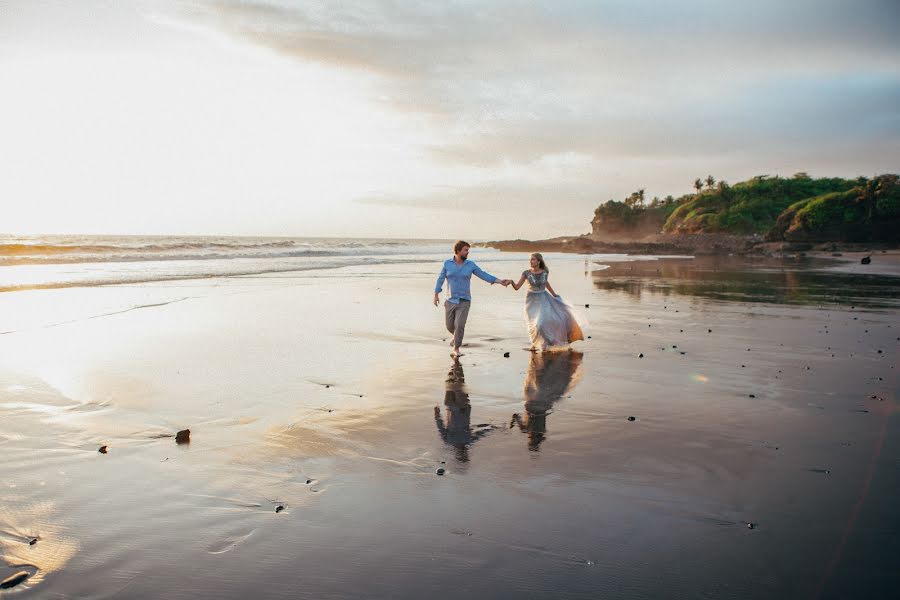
top-left (585, 304), bottom-right (590, 308)
top-left (587, 335), bottom-right (592, 339)
top-left (436, 468), bottom-right (446, 476)
top-left (305, 479), bottom-right (312, 484)
top-left (98, 445), bottom-right (108, 454)
top-left (747, 522), bottom-right (756, 530)
top-left (275, 505), bottom-right (285, 513)
top-left (503, 352), bottom-right (510, 358)
top-left (749, 394), bottom-right (756, 398)
top-left (638, 353), bottom-right (643, 358)
top-left (877, 350), bottom-right (882, 354)
top-left (627, 416), bottom-right (636, 422)
top-left (708, 329), bottom-right (712, 333)
top-left (861, 256), bottom-right (871, 264)
top-left (175, 429), bottom-right (191, 444)
top-left (29, 538), bottom-right (37, 546)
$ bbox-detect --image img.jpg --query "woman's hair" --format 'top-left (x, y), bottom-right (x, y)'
top-left (530, 252), bottom-right (548, 272)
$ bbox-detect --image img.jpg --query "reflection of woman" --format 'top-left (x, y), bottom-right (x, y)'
top-left (434, 359), bottom-right (493, 462)
top-left (511, 351), bottom-right (583, 451)
top-left (511, 253), bottom-right (585, 351)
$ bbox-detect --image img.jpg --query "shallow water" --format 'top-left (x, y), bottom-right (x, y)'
top-left (1, 250), bottom-right (897, 599)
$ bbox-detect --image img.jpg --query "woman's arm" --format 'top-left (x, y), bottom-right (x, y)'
top-left (546, 281), bottom-right (559, 298)
top-left (511, 273), bottom-right (527, 291)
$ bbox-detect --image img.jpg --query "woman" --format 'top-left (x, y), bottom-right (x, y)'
top-left (511, 253), bottom-right (585, 350)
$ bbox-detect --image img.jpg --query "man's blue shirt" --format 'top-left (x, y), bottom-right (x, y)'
top-left (434, 258), bottom-right (498, 303)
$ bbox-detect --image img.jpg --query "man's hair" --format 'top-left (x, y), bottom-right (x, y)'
top-left (453, 240), bottom-right (471, 254)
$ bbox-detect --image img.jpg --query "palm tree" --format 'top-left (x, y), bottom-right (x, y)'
top-left (694, 179), bottom-right (703, 194)
top-left (706, 175), bottom-right (715, 189)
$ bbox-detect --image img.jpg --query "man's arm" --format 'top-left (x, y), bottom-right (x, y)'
top-left (433, 265), bottom-right (447, 305)
top-left (471, 263), bottom-right (501, 285)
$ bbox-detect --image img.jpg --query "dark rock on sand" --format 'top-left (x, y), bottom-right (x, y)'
top-left (436, 468), bottom-right (446, 476)
top-left (275, 505), bottom-right (285, 513)
top-left (746, 522), bottom-right (756, 530)
top-left (503, 352), bottom-right (510, 357)
top-left (29, 538), bottom-right (37, 546)
top-left (861, 255), bottom-right (871, 264)
top-left (749, 394), bottom-right (756, 398)
top-left (585, 304), bottom-right (590, 308)
top-left (98, 445), bottom-right (108, 454)
top-left (638, 353), bottom-right (644, 358)
top-left (627, 416), bottom-right (636, 422)
top-left (175, 429), bottom-right (191, 444)
top-left (1, 571), bottom-right (30, 589)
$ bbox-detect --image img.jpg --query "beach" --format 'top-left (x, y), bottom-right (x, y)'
top-left (1, 239), bottom-right (899, 599)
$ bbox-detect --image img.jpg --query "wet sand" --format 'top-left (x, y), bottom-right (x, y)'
top-left (1, 254), bottom-right (898, 599)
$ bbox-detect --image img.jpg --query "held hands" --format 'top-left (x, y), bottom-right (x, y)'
top-left (498, 279), bottom-right (512, 287)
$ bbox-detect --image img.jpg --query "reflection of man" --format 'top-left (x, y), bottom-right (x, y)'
top-left (511, 351), bottom-right (583, 451)
top-left (434, 359), bottom-right (492, 462)
top-left (433, 240), bottom-right (511, 357)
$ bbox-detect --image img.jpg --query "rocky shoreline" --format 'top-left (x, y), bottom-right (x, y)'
top-left (482, 233), bottom-right (900, 257)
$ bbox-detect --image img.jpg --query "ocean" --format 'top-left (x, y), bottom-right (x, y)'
top-left (0, 235), bottom-right (465, 292)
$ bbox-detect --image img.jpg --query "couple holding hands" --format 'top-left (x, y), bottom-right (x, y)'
top-left (433, 240), bottom-right (585, 357)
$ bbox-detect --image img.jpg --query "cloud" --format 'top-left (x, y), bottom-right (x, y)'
top-left (181, 0), bottom-right (900, 172)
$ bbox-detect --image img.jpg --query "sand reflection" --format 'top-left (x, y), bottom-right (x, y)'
top-left (511, 351), bottom-right (583, 451)
top-left (591, 256), bottom-right (900, 307)
top-left (434, 358), bottom-right (493, 463)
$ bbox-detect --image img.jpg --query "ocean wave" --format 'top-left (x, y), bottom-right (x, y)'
top-left (0, 239), bottom-right (310, 257)
top-left (0, 257), bottom-right (435, 294)
top-left (0, 237), bottom-right (442, 266)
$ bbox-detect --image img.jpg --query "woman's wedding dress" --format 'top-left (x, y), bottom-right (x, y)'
top-left (522, 270), bottom-right (585, 350)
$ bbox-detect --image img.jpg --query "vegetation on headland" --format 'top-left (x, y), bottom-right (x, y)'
top-left (591, 173), bottom-right (900, 243)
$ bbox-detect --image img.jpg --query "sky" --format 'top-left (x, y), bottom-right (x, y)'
top-left (1, 0), bottom-right (898, 239)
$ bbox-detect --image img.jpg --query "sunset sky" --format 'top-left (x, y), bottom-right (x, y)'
top-left (1, 0), bottom-right (898, 239)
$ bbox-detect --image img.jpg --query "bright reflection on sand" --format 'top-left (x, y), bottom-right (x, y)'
top-left (691, 374), bottom-right (709, 383)
top-left (0, 501), bottom-right (79, 592)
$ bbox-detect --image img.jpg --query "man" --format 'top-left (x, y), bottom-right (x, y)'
top-left (433, 240), bottom-right (511, 356)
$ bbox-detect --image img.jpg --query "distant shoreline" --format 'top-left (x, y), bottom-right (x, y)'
top-left (481, 234), bottom-right (900, 258)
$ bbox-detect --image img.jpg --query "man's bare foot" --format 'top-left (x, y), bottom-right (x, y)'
top-left (450, 347), bottom-right (462, 357)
